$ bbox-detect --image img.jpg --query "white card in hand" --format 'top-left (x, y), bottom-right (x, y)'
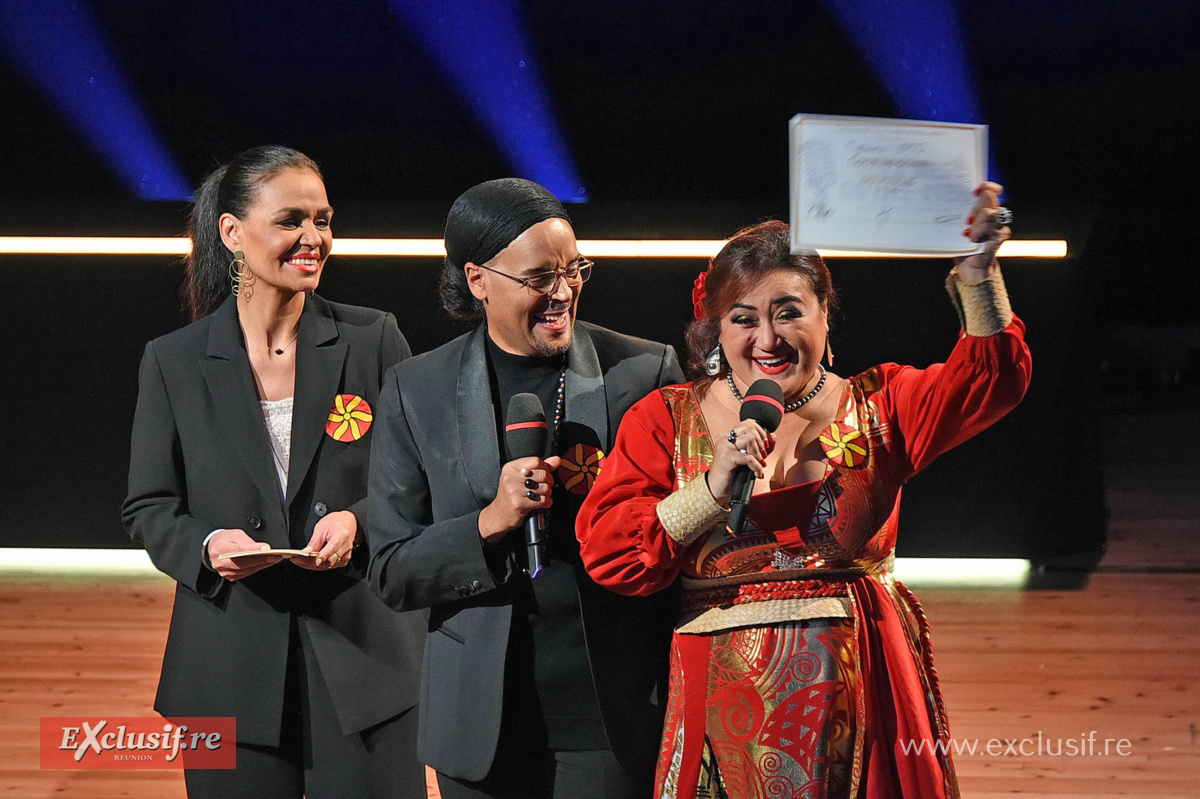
top-left (789, 114), bottom-right (987, 257)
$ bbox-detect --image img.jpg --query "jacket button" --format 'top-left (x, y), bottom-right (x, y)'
top-left (246, 516), bottom-right (263, 530)
top-left (314, 502), bottom-right (328, 517)
top-left (470, 579), bottom-right (482, 592)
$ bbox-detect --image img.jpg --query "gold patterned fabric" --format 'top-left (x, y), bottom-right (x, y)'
top-left (653, 384), bottom-right (958, 799)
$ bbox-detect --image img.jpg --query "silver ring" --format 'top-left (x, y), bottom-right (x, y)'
top-left (739, 448), bottom-right (748, 454)
top-left (994, 206), bottom-right (1013, 227)
top-left (329, 552), bottom-right (340, 563)
top-left (727, 429), bottom-right (738, 445)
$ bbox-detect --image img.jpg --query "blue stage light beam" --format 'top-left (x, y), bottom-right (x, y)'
top-left (820, 0), bottom-right (1001, 182)
top-left (821, 0), bottom-right (983, 123)
top-left (386, 0), bottom-right (587, 202)
top-left (0, 0), bottom-right (190, 201)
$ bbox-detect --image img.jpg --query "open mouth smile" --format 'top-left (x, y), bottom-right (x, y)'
top-left (286, 253), bottom-right (321, 274)
top-left (535, 308), bottom-right (570, 331)
top-left (752, 353), bottom-right (794, 375)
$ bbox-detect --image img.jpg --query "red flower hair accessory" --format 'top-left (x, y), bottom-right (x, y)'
top-left (692, 267), bottom-right (710, 320)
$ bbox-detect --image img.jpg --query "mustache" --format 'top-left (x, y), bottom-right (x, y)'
top-left (542, 300), bottom-right (572, 313)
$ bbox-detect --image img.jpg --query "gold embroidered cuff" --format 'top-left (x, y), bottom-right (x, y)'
top-left (656, 475), bottom-right (729, 547)
top-left (946, 264), bottom-right (1013, 337)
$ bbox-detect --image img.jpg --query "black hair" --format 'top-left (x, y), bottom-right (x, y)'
top-left (183, 146), bottom-right (322, 321)
top-left (439, 178), bottom-right (570, 320)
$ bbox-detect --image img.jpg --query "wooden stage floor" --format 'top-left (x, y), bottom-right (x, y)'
top-left (2, 409), bottom-right (1197, 798)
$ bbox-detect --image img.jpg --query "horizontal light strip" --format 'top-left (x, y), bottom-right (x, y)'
top-left (0, 548), bottom-right (1031, 586)
top-left (0, 236), bottom-right (190, 255)
top-left (893, 557), bottom-right (1031, 587)
top-left (0, 236), bottom-right (1067, 258)
top-left (0, 547), bottom-right (161, 576)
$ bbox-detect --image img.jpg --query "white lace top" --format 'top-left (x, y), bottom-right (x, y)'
top-left (260, 397), bottom-right (294, 494)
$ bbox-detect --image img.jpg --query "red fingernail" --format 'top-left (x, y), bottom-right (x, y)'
top-left (974, 187), bottom-right (982, 196)
top-left (967, 215), bottom-right (975, 224)
top-left (963, 228), bottom-right (972, 237)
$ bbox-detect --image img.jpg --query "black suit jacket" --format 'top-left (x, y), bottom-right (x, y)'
top-left (367, 321), bottom-right (684, 782)
top-left (122, 294), bottom-right (427, 747)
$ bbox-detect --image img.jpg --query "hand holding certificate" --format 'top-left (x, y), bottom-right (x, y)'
top-left (217, 548), bottom-right (318, 561)
top-left (789, 114), bottom-right (988, 256)
top-left (205, 529), bottom-right (289, 581)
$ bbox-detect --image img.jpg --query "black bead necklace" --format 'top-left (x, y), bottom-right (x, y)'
top-left (726, 363), bottom-right (827, 412)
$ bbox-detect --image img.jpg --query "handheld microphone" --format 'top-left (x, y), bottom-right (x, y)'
top-left (505, 393), bottom-right (549, 578)
top-left (727, 379), bottom-right (785, 536)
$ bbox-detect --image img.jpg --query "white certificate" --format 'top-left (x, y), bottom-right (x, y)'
top-left (789, 114), bottom-right (987, 256)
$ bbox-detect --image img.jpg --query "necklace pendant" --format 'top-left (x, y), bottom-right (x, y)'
top-left (274, 349), bottom-right (284, 355)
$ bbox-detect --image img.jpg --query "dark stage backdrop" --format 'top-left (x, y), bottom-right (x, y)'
top-left (0, 210), bottom-right (1103, 565)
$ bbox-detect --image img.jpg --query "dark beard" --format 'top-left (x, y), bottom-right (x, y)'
top-left (531, 303), bottom-right (573, 357)
top-left (532, 333), bottom-right (572, 358)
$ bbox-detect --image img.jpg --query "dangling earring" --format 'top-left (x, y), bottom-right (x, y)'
top-left (229, 250), bottom-right (254, 301)
top-left (705, 343), bottom-right (723, 376)
top-left (825, 336), bottom-right (834, 367)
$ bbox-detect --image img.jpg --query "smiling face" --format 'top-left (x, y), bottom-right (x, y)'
top-left (219, 167), bottom-right (332, 297)
top-left (720, 269), bottom-right (829, 400)
top-left (465, 218), bottom-right (583, 357)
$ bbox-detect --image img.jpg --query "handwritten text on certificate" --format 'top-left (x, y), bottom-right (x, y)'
top-left (789, 114), bottom-right (987, 256)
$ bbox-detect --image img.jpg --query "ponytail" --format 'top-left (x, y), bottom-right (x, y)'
top-left (181, 146), bottom-right (322, 321)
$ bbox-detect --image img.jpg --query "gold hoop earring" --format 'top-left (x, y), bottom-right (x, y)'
top-left (229, 251), bottom-right (254, 300)
top-left (825, 337), bottom-right (834, 367)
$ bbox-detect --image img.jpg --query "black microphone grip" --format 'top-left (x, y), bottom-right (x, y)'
top-left (525, 512), bottom-right (547, 578)
top-left (726, 465), bottom-right (756, 535)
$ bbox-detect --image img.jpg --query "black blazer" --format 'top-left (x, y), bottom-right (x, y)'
top-left (122, 294), bottom-right (427, 748)
top-left (367, 321), bottom-right (684, 782)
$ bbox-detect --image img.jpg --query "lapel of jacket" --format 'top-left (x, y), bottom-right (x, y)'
top-left (458, 324), bottom-right (502, 508)
top-left (286, 294), bottom-right (347, 509)
top-left (565, 323), bottom-right (609, 450)
top-left (199, 296), bottom-right (285, 509)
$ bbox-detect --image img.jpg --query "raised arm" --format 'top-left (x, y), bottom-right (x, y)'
top-left (885, 181), bottom-right (1032, 475)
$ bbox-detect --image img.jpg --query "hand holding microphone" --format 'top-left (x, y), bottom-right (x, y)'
top-left (707, 379), bottom-right (785, 536)
top-left (477, 393), bottom-right (560, 577)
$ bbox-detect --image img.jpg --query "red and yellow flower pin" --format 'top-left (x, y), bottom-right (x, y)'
top-left (326, 394), bottom-right (373, 442)
top-left (556, 444), bottom-right (605, 496)
top-left (819, 422), bottom-right (867, 468)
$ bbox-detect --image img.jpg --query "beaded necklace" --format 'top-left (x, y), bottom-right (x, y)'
top-left (726, 363), bottom-right (828, 412)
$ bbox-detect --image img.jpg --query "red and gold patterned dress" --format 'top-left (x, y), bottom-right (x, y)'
top-left (577, 317), bottom-right (1031, 799)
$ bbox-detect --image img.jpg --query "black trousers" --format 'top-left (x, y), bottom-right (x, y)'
top-left (183, 621), bottom-right (424, 799)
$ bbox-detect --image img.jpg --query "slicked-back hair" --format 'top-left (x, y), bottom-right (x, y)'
top-left (183, 146), bottom-right (322, 321)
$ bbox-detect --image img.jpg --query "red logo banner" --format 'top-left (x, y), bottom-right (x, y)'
top-left (40, 717), bottom-right (236, 769)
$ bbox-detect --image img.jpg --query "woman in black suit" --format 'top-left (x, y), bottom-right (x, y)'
top-left (122, 146), bottom-right (426, 797)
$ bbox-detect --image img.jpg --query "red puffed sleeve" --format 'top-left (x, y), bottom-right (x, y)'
top-left (881, 315), bottom-right (1032, 478)
top-left (577, 389), bottom-right (686, 597)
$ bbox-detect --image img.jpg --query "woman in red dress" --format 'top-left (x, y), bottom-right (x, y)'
top-left (576, 182), bottom-right (1030, 798)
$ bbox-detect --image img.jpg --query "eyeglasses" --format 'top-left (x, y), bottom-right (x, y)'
top-left (478, 257), bottom-right (593, 296)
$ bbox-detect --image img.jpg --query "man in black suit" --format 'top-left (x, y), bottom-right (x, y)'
top-left (367, 178), bottom-right (683, 798)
